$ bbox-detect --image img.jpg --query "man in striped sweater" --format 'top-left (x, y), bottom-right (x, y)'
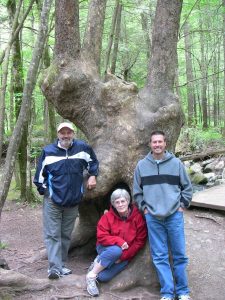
top-left (133, 130), bottom-right (192, 300)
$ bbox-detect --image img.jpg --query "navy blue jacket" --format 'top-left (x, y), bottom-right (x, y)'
top-left (34, 139), bottom-right (99, 207)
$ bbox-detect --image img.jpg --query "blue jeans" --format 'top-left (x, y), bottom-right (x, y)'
top-left (145, 211), bottom-right (189, 299)
top-left (43, 197), bottom-right (79, 272)
top-left (96, 245), bottom-right (128, 282)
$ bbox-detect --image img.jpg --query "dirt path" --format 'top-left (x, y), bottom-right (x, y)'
top-left (1, 200), bottom-right (225, 299)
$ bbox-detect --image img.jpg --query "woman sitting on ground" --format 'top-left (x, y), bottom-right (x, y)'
top-left (86, 188), bottom-right (147, 296)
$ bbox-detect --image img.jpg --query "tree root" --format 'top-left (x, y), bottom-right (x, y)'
top-left (0, 269), bottom-right (86, 293)
top-left (0, 268), bottom-right (53, 292)
top-left (195, 214), bottom-right (223, 225)
top-left (49, 293), bottom-right (90, 300)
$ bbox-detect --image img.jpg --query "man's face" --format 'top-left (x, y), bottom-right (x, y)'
top-left (150, 134), bottom-right (166, 157)
top-left (57, 128), bottom-right (74, 148)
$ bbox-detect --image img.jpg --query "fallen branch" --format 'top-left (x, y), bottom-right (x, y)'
top-left (50, 293), bottom-right (90, 300)
top-left (179, 148), bottom-right (225, 161)
top-left (195, 214), bottom-right (223, 225)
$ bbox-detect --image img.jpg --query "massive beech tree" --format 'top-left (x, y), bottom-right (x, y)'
top-left (43, 0), bottom-right (183, 191)
top-left (41, 0), bottom-right (184, 250)
top-left (1, 0), bottom-right (184, 293)
top-left (1, 0), bottom-right (185, 294)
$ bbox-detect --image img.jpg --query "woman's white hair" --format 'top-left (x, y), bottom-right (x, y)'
top-left (110, 189), bottom-right (130, 206)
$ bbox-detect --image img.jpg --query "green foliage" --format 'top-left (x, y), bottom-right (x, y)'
top-left (0, 241), bottom-right (8, 250)
top-left (178, 126), bottom-right (225, 152)
top-left (7, 178), bottom-right (20, 202)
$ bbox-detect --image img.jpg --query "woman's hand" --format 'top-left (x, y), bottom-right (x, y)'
top-left (144, 208), bottom-right (148, 215)
top-left (115, 259), bottom-right (121, 264)
top-left (121, 242), bottom-right (129, 250)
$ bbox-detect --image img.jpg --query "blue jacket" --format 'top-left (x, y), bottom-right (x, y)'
top-left (133, 151), bottom-right (192, 218)
top-left (34, 139), bottom-right (99, 207)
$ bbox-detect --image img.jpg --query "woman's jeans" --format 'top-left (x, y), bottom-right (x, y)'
top-left (96, 245), bottom-right (128, 282)
top-left (145, 211), bottom-right (190, 299)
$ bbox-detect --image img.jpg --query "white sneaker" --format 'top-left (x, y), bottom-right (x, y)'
top-left (178, 296), bottom-right (191, 300)
top-left (61, 266), bottom-right (72, 275)
top-left (86, 274), bottom-right (99, 297)
top-left (160, 297), bottom-right (174, 300)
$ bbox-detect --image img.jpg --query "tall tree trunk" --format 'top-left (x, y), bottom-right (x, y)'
top-left (82, 0), bottom-right (106, 69)
top-left (110, 3), bottom-right (122, 74)
top-left (9, 66), bottom-right (14, 132)
top-left (120, 17), bottom-right (140, 81)
top-left (25, 96), bottom-right (36, 202)
top-left (139, 0), bottom-right (153, 60)
top-left (43, 44), bottom-right (56, 142)
top-left (184, 21), bottom-right (195, 126)
top-left (7, 0), bottom-right (28, 202)
top-left (0, 0), bottom-right (23, 160)
top-left (104, 0), bottom-right (120, 78)
top-left (199, 11), bottom-right (208, 129)
top-left (223, 0), bottom-right (225, 135)
top-left (212, 54), bottom-right (218, 127)
top-left (0, 0), bottom-right (53, 216)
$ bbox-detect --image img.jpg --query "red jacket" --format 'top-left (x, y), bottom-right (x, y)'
top-left (97, 205), bottom-right (147, 261)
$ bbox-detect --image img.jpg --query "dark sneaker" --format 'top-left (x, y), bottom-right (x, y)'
top-left (61, 266), bottom-right (72, 275)
top-left (86, 274), bottom-right (99, 297)
top-left (48, 269), bottom-right (61, 279)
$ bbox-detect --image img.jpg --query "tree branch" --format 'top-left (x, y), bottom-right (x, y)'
top-left (147, 0), bottom-right (183, 90)
top-left (82, 0), bottom-right (107, 69)
top-left (55, 0), bottom-right (80, 59)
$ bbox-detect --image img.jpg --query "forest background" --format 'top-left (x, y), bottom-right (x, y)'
top-left (0, 0), bottom-right (225, 205)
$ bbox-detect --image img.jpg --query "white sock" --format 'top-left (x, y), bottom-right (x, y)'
top-left (87, 271), bottom-right (97, 278)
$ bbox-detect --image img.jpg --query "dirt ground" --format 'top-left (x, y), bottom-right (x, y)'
top-left (0, 200), bottom-right (225, 300)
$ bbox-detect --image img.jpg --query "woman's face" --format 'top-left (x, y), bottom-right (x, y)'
top-left (113, 197), bottom-right (129, 216)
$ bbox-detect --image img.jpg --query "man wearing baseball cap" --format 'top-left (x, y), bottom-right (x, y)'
top-left (34, 122), bottom-right (99, 279)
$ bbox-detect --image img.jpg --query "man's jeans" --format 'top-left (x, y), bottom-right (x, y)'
top-left (43, 197), bottom-right (79, 272)
top-left (145, 211), bottom-right (190, 299)
top-left (96, 245), bottom-right (128, 282)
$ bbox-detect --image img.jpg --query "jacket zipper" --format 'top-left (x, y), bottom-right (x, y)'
top-left (65, 149), bottom-right (71, 202)
top-left (157, 162), bottom-right (160, 175)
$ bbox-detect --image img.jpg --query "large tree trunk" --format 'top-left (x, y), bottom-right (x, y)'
top-left (41, 0), bottom-right (184, 290)
top-left (42, 0), bottom-right (183, 227)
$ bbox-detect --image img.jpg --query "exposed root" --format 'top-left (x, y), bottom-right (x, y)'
top-left (49, 293), bottom-right (90, 300)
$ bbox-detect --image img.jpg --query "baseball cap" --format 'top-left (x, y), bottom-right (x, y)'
top-left (57, 122), bottom-right (74, 132)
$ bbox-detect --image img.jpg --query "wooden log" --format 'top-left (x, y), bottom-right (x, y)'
top-left (178, 148), bottom-right (225, 162)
